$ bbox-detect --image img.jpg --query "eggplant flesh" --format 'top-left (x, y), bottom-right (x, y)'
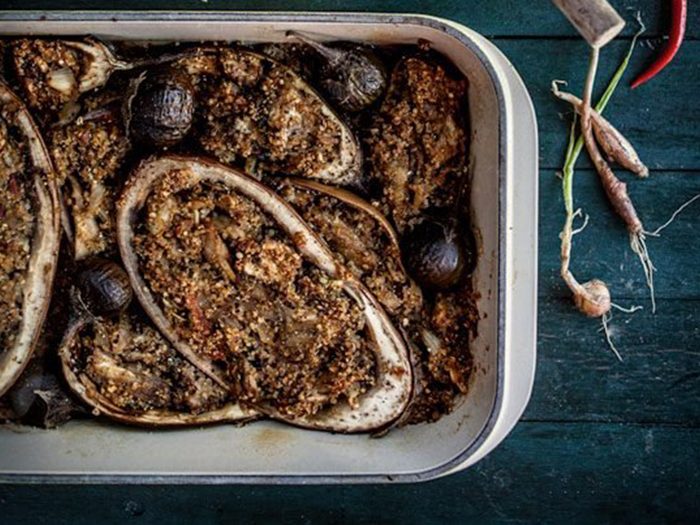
top-left (175, 48), bottom-right (363, 187)
top-left (117, 156), bottom-right (411, 432)
top-left (10, 38), bottom-right (130, 115)
top-left (0, 81), bottom-right (61, 397)
top-left (58, 310), bottom-right (254, 426)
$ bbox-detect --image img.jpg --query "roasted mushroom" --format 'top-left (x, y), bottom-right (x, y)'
top-left (116, 156), bottom-right (412, 432)
top-left (0, 81), bottom-right (61, 397)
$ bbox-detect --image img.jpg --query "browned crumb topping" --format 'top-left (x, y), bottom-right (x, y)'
top-left (50, 99), bottom-right (130, 259)
top-left (405, 288), bottom-right (477, 424)
top-left (73, 312), bottom-right (229, 414)
top-left (280, 183), bottom-right (423, 322)
top-left (11, 39), bottom-right (82, 114)
top-left (132, 169), bottom-right (376, 417)
top-left (0, 111), bottom-right (35, 352)
top-left (368, 57), bottom-right (468, 232)
top-left (3, 39), bottom-right (477, 429)
top-left (180, 49), bottom-right (347, 181)
top-left (278, 183), bottom-right (476, 424)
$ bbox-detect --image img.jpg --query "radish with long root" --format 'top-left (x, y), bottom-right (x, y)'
top-left (555, 20), bottom-right (645, 359)
top-left (553, 14), bottom-right (699, 358)
top-left (566, 42), bottom-right (658, 313)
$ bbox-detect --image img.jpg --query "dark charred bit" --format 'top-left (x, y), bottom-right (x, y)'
top-left (8, 362), bottom-right (83, 428)
top-left (74, 257), bottom-right (133, 319)
top-left (288, 32), bottom-right (387, 112)
top-left (124, 67), bottom-right (195, 148)
top-left (401, 215), bottom-right (474, 291)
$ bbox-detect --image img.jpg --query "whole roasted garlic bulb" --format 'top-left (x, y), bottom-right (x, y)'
top-left (289, 32), bottom-right (387, 112)
top-left (401, 215), bottom-right (475, 291)
top-left (124, 68), bottom-right (195, 148)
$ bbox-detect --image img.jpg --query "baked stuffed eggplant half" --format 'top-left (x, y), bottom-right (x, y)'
top-left (116, 156), bottom-right (411, 432)
top-left (59, 309), bottom-right (256, 427)
top-left (279, 178), bottom-right (476, 424)
top-left (0, 81), bottom-right (61, 397)
top-left (172, 48), bottom-right (363, 187)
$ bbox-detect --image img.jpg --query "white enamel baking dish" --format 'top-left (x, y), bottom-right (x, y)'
top-left (0, 11), bottom-right (538, 483)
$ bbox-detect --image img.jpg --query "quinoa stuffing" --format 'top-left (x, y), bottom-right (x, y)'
top-left (132, 169), bottom-right (377, 417)
top-left (1, 37), bottom-right (478, 432)
top-left (0, 112), bottom-right (35, 352)
top-left (71, 312), bottom-right (230, 414)
top-left (49, 91), bottom-right (131, 259)
top-left (368, 56), bottom-right (468, 232)
top-left (176, 48), bottom-right (360, 185)
top-left (10, 39), bottom-right (83, 115)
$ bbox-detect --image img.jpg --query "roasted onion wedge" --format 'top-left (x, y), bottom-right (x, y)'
top-left (0, 81), bottom-right (61, 397)
top-left (176, 48), bottom-right (362, 187)
top-left (59, 311), bottom-right (256, 427)
top-left (117, 156), bottom-right (411, 432)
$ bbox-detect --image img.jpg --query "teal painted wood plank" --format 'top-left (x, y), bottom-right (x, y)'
top-left (0, 422), bottom-right (697, 524)
top-left (496, 38), bottom-right (700, 170)
top-left (528, 298), bottom-right (700, 425)
top-left (2, 0), bottom-right (697, 40)
top-left (538, 170), bottom-right (700, 301)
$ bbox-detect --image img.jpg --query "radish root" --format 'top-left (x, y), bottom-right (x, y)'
top-left (554, 20), bottom-right (648, 357)
top-left (559, 45), bottom-right (658, 314)
top-left (648, 193), bottom-right (700, 236)
top-left (601, 313), bottom-right (622, 362)
top-left (550, 86), bottom-right (648, 178)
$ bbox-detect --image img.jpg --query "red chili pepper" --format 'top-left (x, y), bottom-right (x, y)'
top-left (631, 0), bottom-right (687, 88)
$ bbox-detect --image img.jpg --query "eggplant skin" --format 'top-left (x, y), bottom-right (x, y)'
top-left (116, 155), bottom-right (413, 433)
top-left (0, 81), bottom-right (61, 397)
top-left (58, 313), bottom-right (259, 428)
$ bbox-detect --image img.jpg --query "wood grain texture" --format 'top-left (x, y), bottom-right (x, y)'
top-left (552, 0), bottom-right (625, 48)
top-left (0, 422), bottom-right (697, 524)
top-left (496, 39), bottom-right (700, 170)
top-left (538, 170), bottom-right (700, 300)
top-left (1, 0), bottom-right (698, 40)
top-left (530, 298), bottom-right (700, 425)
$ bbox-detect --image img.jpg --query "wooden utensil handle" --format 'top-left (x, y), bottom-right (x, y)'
top-left (553, 0), bottom-right (625, 48)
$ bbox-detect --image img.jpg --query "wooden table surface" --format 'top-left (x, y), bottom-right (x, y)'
top-left (2, 1), bottom-right (699, 523)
